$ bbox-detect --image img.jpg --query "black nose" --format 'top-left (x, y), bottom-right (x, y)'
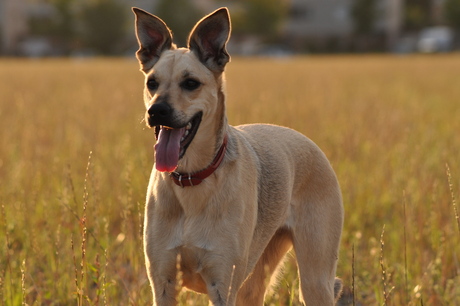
top-left (146, 102), bottom-right (173, 127)
top-left (148, 102), bottom-right (172, 118)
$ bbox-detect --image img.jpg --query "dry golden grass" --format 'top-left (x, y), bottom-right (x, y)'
top-left (0, 55), bottom-right (459, 305)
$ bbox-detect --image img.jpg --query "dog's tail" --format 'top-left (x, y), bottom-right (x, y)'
top-left (334, 278), bottom-right (343, 303)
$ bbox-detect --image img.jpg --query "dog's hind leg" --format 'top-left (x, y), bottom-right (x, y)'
top-left (292, 196), bottom-right (343, 305)
top-left (293, 235), bottom-right (339, 305)
top-left (236, 228), bottom-right (292, 306)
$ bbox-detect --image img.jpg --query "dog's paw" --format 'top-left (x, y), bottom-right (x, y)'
top-left (334, 277), bottom-right (343, 303)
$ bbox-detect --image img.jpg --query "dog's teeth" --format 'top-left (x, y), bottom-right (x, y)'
top-left (186, 123), bottom-right (192, 130)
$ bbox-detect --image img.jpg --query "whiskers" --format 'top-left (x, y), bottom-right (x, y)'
top-left (139, 116), bottom-right (148, 130)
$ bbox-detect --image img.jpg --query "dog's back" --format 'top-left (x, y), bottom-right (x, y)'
top-left (234, 123), bottom-right (342, 212)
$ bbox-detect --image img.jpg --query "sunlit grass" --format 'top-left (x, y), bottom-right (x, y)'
top-left (1, 55), bottom-right (459, 304)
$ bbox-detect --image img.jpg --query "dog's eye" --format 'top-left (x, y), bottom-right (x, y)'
top-left (147, 79), bottom-right (159, 91)
top-left (181, 79), bottom-right (201, 91)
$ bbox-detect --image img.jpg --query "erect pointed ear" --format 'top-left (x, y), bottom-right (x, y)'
top-left (188, 7), bottom-right (231, 72)
top-left (132, 7), bottom-right (174, 72)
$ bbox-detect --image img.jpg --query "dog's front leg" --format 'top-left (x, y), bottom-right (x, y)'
top-left (144, 194), bottom-right (183, 305)
top-left (203, 263), bottom-right (244, 306)
top-left (147, 250), bottom-right (180, 306)
top-left (200, 256), bottom-right (247, 306)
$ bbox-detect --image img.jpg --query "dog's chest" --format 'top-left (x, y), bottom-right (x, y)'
top-left (166, 215), bottom-right (215, 251)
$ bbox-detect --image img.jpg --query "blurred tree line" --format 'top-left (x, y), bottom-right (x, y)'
top-left (353, 0), bottom-right (460, 33)
top-left (25, 0), bottom-right (288, 55)
top-left (351, 0), bottom-right (460, 52)
top-left (23, 0), bottom-right (460, 55)
top-left (445, 0), bottom-right (460, 31)
top-left (28, 0), bottom-right (126, 55)
top-left (154, 0), bottom-right (288, 47)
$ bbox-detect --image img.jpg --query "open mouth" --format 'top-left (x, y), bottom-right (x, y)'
top-left (153, 112), bottom-right (202, 172)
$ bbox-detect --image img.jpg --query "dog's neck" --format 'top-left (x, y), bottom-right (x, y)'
top-left (172, 123), bottom-right (228, 177)
top-left (169, 134), bottom-right (228, 187)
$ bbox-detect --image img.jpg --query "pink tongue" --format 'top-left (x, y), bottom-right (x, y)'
top-left (154, 127), bottom-right (186, 172)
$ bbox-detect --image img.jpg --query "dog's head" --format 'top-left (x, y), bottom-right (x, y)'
top-left (133, 7), bottom-right (231, 173)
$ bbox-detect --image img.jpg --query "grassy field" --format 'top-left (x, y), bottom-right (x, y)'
top-left (0, 55), bottom-right (459, 305)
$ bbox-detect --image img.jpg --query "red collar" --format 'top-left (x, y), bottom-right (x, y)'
top-left (169, 135), bottom-right (228, 187)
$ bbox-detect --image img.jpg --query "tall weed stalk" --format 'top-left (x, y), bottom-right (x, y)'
top-left (445, 164), bottom-right (460, 235)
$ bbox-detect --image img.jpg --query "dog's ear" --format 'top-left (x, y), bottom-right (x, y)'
top-left (133, 7), bottom-right (174, 72)
top-left (188, 8), bottom-right (231, 72)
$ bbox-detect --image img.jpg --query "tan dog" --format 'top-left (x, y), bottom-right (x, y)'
top-left (133, 7), bottom-right (343, 306)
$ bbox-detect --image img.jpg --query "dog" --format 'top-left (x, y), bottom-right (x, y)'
top-left (133, 7), bottom-right (344, 306)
